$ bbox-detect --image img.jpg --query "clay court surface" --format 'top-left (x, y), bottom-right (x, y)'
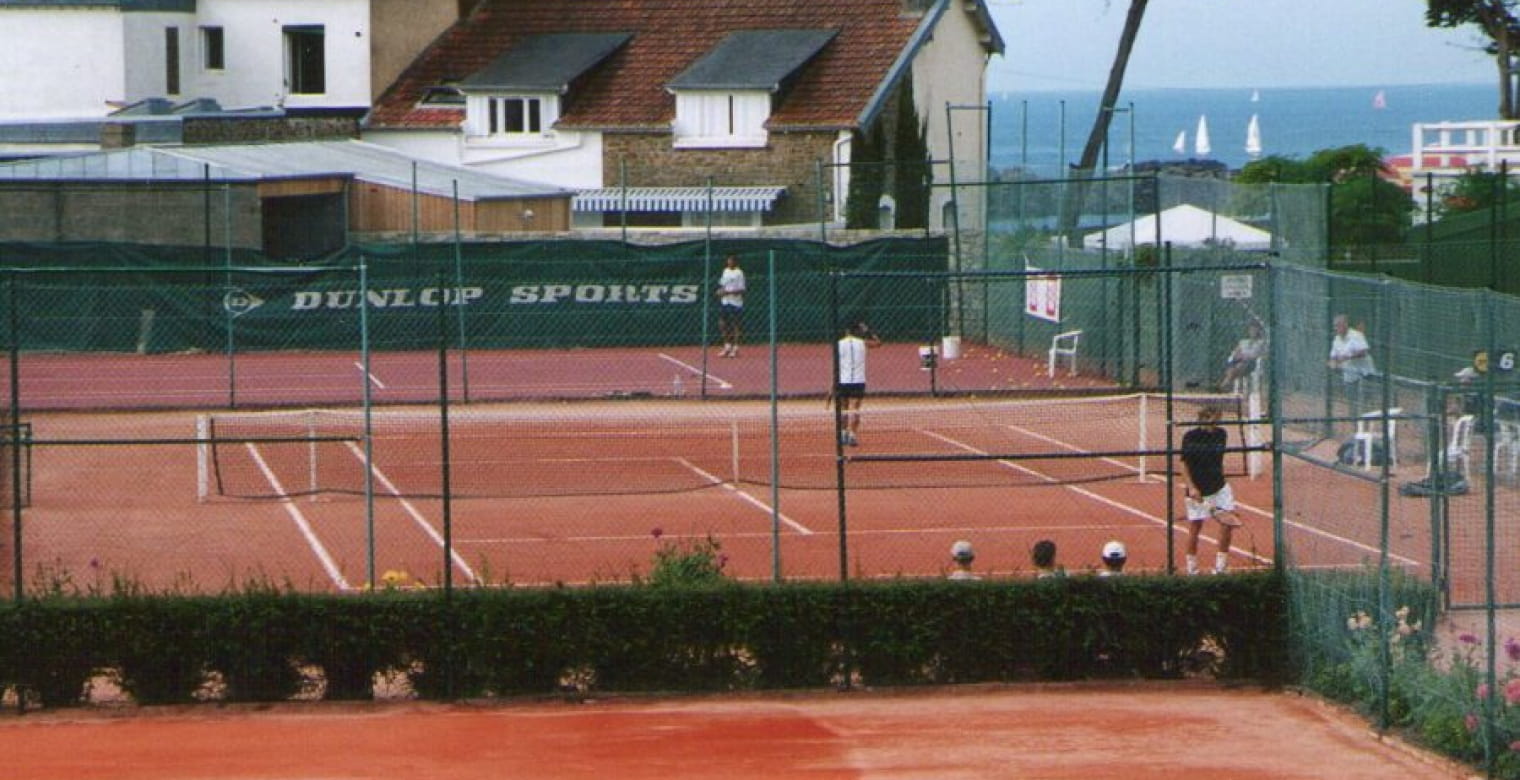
top-left (0, 682), bottom-right (1471, 779)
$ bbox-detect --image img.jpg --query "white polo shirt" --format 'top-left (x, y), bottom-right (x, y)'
top-left (837, 335), bottom-right (868, 384)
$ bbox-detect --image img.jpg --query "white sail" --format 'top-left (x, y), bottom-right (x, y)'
top-left (1250, 89), bottom-right (1260, 103)
top-left (1172, 130), bottom-right (1186, 155)
top-left (1245, 114), bottom-right (1263, 159)
top-left (1373, 90), bottom-right (1387, 109)
top-left (1195, 115), bottom-right (1212, 157)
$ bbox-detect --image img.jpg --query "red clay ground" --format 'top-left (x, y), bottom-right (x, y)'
top-left (0, 682), bottom-right (1473, 779)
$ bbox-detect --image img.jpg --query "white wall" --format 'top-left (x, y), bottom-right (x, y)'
top-left (0, 0), bottom-right (373, 120)
top-left (188, 0), bottom-right (372, 110)
top-left (366, 128), bottom-right (606, 190)
top-left (122, 11), bottom-right (196, 105)
top-left (0, 9), bottom-right (128, 119)
top-left (910, 3), bottom-right (993, 232)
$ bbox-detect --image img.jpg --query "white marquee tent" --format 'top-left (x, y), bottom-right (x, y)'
top-left (1082, 203), bottom-right (1273, 251)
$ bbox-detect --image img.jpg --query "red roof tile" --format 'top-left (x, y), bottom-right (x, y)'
top-left (367, 0), bottom-right (950, 131)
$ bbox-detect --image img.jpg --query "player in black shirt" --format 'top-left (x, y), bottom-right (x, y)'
top-left (1180, 405), bottom-right (1243, 574)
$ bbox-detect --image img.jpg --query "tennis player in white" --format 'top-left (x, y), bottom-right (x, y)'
top-left (715, 254), bottom-right (746, 357)
top-left (831, 321), bottom-right (881, 446)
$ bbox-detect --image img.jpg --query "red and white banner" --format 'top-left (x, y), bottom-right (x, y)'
top-left (1024, 264), bottom-right (1062, 323)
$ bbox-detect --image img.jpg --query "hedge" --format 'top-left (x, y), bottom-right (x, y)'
top-left (0, 573), bottom-right (1287, 708)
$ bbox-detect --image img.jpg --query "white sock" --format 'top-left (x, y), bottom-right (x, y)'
top-left (1214, 552), bottom-right (1228, 572)
top-left (1186, 554), bottom-right (1198, 575)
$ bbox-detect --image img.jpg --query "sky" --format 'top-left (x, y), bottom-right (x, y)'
top-left (986, 0), bottom-right (1497, 93)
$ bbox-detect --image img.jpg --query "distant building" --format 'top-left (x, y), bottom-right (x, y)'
top-left (363, 0), bottom-right (1003, 231)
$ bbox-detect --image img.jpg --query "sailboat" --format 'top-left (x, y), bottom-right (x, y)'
top-left (1250, 89), bottom-right (1260, 103)
top-left (1172, 130), bottom-right (1187, 156)
top-left (1194, 115), bottom-right (1212, 157)
top-left (1373, 90), bottom-right (1387, 109)
top-left (1245, 114), bottom-right (1263, 159)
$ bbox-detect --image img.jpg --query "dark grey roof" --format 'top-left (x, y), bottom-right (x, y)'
top-left (460, 32), bottom-right (632, 93)
top-left (668, 29), bottom-right (837, 91)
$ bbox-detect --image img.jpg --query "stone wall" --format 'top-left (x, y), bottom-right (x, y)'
top-left (603, 131), bottom-right (838, 225)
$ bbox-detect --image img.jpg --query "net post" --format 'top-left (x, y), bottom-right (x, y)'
top-left (1137, 392), bottom-right (1148, 481)
top-left (307, 410), bottom-right (318, 501)
top-left (195, 414), bottom-right (209, 503)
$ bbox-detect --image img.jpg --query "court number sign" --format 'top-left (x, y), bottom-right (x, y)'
top-left (1473, 350), bottom-right (1517, 374)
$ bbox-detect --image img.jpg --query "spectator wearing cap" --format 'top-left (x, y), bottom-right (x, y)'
top-left (947, 540), bottom-right (980, 580)
top-left (1031, 539), bottom-right (1063, 578)
top-left (1098, 540), bottom-right (1126, 577)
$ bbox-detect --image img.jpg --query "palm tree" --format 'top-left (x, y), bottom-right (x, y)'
top-left (1060, 0), bottom-right (1150, 244)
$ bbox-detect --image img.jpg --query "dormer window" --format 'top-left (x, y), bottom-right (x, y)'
top-left (421, 86), bottom-right (465, 106)
top-left (459, 32), bottom-right (631, 144)
top-left (488, 96), bottom-right (542, 134)
top-left (672, 92), bottom-right (769, 148)
top-left (668, 29), bottom-right (836, 150)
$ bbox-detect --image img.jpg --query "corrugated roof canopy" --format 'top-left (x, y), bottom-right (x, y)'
top-left (574, 186), bottom-right (786, 212)
top-left (461, 32), bottom-right (633, 93)
top-left (0, 141), bottom-right (570, 201)
top-left (667, 29), bottom-right (837, 91)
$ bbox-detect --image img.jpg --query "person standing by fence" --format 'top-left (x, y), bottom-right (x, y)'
top-left (1328, 314), bottom-right (1375, 418)
top-left (715, 254), bottom-right (746, 357)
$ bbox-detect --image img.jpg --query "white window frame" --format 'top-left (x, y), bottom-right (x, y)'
top-left (466, 93), bottom-right (558, 144)
top-left (672, 91), bottom-right (768, 149)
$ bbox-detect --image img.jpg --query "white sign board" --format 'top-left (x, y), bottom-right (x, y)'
top-left (1220, 275), bottom-right (1254, 300)
top-left (1024, 264), bottom-right (1062, 323)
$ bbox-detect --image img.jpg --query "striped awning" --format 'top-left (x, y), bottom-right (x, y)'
top-left (573, 186), bottom-right (786, 212)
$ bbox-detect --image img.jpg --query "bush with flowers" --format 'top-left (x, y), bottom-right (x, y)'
top-left (1315, 598), bottom-right (1520, 778)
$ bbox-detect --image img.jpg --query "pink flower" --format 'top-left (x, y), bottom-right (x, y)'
top-left (1505, 679), bottom-right (1520, 706)
top-left (1506, 637), bottom-right (1520, 662)
top-left (651, 527), bottom-right (663, 540)
top-left (1478, 683), bottom-right (1491, 700)
top-left (1510, 740), bottom-right (1520, 752)
top-left (1460, 633), bottom-right (1480, 645)
top-left (1466, 714), bottom-right (1480, 732)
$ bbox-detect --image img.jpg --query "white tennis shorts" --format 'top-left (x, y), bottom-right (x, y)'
top-left (1186, 483), bottom-right (1236, 522)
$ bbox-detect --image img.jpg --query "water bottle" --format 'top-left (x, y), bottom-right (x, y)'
top-left (673, 372), bottom-right (685, 397)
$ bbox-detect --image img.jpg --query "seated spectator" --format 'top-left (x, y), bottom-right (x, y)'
top-left (1098, 540), bottom-right (1127, 577)
top-left (947, 540), bottom-right (980, 580)
top-left (1031, 539), bottom-right (1063, 578)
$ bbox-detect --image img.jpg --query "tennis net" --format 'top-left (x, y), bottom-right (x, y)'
top-left (195, 392), bottom-right (1252, 500)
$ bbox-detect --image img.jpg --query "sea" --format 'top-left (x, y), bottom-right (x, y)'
top-left (988, 82), bottom-right (1497, 174)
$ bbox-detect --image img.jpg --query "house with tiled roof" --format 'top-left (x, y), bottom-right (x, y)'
top-left (363, 0), bottom-right (1003, 232)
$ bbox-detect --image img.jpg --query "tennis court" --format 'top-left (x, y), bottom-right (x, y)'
top-left (13, 341), bottom-right (1286, 593)
top-left (0, 683), bottom-right (1470, 779)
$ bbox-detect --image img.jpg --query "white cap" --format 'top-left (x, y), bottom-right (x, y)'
top-left (951, 540), bottom-right (975, 562)
top-left (1455, 366), bottom-right (1480, 381)
top-left (1101, 540), bottom-right (1127, 562)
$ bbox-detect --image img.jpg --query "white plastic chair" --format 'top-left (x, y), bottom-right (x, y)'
top-left (1445, 414), bottom-right (1475, 482)
top-left (1047, 329), bottom-right (1082, 378)
top-left (1353, 407), bottom-right (1402, 471)
top-left (1494, 418), bottom-right (1520, 479)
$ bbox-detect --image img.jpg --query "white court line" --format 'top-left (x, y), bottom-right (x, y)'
top-left (1003, 422), bottom-right (1419, 567)
top-left (657, 353), bottom-right (733, 389)
top-left (676, 457), bottom-right (813, 535)
top-left (458, 523), bottom-right (1123, 545)
top-left (919, 430), bottom-right (1273, 566)
top-left (345, 442), bottom-right (481, 585)
top-left (353, 361), bottom-right (386, 389)
top-left (245, 442), bottom-right (353, 591)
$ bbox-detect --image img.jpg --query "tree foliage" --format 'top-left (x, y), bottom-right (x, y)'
top-left (1425, 0), bottom-right (1520, 118)
top-left (1238, 144), bottom-right (1413, 247)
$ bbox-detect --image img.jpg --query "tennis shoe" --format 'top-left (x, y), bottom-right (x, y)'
top-left (847, 432), bottom-right (859, 446)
